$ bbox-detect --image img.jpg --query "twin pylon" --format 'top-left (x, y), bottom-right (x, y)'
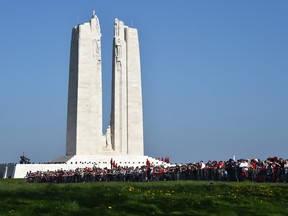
top-left (66, 12), bottom-right (144, 157)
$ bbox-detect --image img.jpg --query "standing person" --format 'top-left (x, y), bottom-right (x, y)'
top-left (284, 160), bottom-right (288, 183)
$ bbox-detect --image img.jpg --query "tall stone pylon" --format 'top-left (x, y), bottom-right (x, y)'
top-left (110, 19), bottom-right (144, 156)
top-left (65, 12), bottom-right (144, 157)
top-left (11, 13), bottom-right (164, 178)
top-left (66, 11), bottom-right (103, 156)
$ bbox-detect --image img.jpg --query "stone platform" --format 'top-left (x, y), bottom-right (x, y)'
top-left (12, 155), bottom-right (169, 178)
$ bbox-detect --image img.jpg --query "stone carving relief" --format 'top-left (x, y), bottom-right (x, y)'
top-left (105, 126), bottom-right (112, 149)
top-left (92, 39), bottom-right (101, 58)
top-left (114, 19), bottom-right (119, 37)
top-left (115, 37), bottom-right (122, 59)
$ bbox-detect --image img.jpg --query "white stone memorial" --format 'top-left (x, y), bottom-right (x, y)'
top-left (66, 13), bottom-right (143, 157)
top-left (12, 12), bottom-right (167, 178)
top-left (110, 18), bottom-right (144, 156)
top-left (66, 12), bottom-right (103, 156)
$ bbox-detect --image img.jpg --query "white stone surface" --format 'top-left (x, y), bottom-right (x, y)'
top-left (110, 19), bottom-right (144, 156)
top-left (67, 15), bottom-right (144, 157)
top-left (110, 19), bottom-right (128, 154)
top-left (13, 156), bottom-right (169, 178)
top-left (126, 27), bottom-right (144, 155)
top-left (66, 13), bottom-right (103, 155)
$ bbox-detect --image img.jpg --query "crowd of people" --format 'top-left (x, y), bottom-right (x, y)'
top-left (26, 157), bottom-right (288, 183)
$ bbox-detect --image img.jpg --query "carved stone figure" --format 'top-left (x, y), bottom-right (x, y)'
top-left (106, 126), bottom-right (112, 148)
top-left (92, 39), bottom-right (100, 57)
top-left (114, 19), bottom-right (119, 36)
top-left (115, 38), bottom-right (122, 59)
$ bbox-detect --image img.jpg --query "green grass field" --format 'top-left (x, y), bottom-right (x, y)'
top-left (0, 179), bottom-right (287, 216)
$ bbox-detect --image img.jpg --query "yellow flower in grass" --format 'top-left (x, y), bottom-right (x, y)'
top-left (128, 186), bottom-right (134, 192)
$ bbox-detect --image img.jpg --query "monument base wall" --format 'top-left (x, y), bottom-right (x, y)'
top-left (12, 156), bottom-right (169, 178)
top-left (0, 163), bottom-right (16, 178)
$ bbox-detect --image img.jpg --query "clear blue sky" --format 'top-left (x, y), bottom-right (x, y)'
top-left (0, 1), bottom-right (287, 164)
